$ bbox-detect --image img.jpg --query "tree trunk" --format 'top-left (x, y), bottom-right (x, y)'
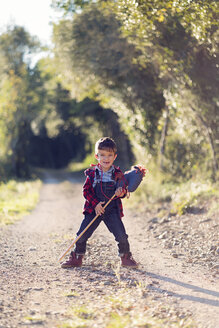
top-left (13, 121), bottom-right (31, 178)
top-left (191, 107), bottom-right (218, 181)
top-left (159, 107), bottom-right (169, 170)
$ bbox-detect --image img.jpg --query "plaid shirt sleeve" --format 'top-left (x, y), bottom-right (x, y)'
top-left (83, 176), bottom-right (100, 210)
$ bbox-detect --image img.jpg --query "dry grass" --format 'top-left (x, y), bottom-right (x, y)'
top-left (0, 179), bottom-right (41, 225)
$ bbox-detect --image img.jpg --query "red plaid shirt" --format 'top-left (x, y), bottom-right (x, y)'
top-left (83, 165), bottom-right (125, 218)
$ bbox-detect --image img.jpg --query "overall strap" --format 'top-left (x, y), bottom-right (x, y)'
top-left (95, 168), bottom-right (101, 181)
top-left (92, 167), bottom-right (101, 188)
top-left (111, 170), bottom-right (115, 181)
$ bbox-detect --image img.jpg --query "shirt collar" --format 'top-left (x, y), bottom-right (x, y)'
top-left (96, 164), bottom-right (115, 174)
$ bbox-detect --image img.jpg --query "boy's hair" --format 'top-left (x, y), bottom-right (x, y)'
top-left (95, 137), bottom-right (117, 154)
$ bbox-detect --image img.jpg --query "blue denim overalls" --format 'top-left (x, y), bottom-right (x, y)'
top-left (74, 169), bottom-right (130, 256)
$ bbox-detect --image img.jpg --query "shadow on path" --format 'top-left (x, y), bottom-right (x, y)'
top-left (66, 266), bottom-right (219, 308)
top-left (145, 271), bottom-right (219, 299)
top-left (139, 269), bottom-right (219, 307)
top-left (146, 283), bottom-right (219, 307)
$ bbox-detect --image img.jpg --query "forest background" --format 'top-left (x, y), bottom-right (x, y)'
top-left (0, 0), bottom-right (218, 216)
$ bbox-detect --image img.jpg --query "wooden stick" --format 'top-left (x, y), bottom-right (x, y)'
top-left (58, 194), bottom-right (116, 262)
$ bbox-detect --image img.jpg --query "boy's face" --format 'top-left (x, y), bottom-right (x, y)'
top-left (95, 149), bottom-right (117, 172)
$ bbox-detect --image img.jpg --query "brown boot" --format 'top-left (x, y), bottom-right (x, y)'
top-left (61, 252), bottom-right (83, 268)
top-left (121, 252), bottom-right (138, 268)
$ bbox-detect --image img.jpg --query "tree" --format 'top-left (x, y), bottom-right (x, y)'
top-left (115, 0), bottom-right (219, 177)
top-left (0, 26), bottom-right (42, 177)
top-left (53, 4), bottom-right (165, 154)
top-left (52, 0), bottom-right (218, 178)
top-left (52, 0), bottom-right (93, 13)
top-left (0, 25), bottom-right (40, 75)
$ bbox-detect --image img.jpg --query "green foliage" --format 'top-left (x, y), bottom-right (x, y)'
top-left (170, 180), bottom-right (219, 216)
top-left (56, 96), bottom-right (134, 166)
top-left (106, 312), bottom-right (130, 328)
top-left (124, 159), bottom-right (218, 219)
top-left (0, 26), bottom-right (44, 177)
top-left (0, 27), bottom-right (87, 175)
top-left (0, 25), bottom-right (40, 75)
top-left (53, 4), bottom-right (165, 152)
top-left (0, 179), bottom-right (41, 225)
top-left (164, 137), bottom-right (206, 179)
top-left (68, 153), bottom-right (96, 172)
top-left (130, 170), bottom-right (219, 223)
top-left (52, 0), bottom-right (218, 180)
top-left (52, 0), bottom-right (92, 13)
top-left (115, 0), bottom-right (219, 177)
top-left (1, 1), bottom-right (218, 182)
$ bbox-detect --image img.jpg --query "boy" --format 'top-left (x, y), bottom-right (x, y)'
top-left (61, 137), bottom-right (138, 268)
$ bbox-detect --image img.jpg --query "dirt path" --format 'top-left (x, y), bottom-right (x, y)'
top-left (0, 170), bottom-right (218, 328)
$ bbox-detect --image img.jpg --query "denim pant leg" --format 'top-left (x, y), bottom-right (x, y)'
top-left (103, 210), bottom-right (130, 255)
top-left (74, 212), bottom-right (102, 255)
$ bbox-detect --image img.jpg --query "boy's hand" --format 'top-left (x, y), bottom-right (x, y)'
top-left (95, 201), bottom-right (105, 216)
top-left (115, 187), bottom-right (126, 197)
